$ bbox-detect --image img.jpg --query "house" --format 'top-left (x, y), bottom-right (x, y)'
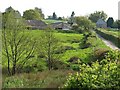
top-left (26, 20), bottom-right (47, 30)
top-left (50, 22), bottom-right (71, 30)
top-left (96, 19), bottom-right (107, 28)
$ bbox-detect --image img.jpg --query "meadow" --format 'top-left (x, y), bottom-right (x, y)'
top-left (42, 19), bottom-right (65, 24)
top-left (2, 29), bottom-right (113, 88)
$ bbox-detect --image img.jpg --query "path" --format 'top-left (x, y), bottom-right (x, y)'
top-left (96, 33), bottom-right (120, 50)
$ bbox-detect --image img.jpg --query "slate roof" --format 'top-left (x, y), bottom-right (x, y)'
top-left (96, 19), bottom-right (107, 28)
top-left (96, 19), bottom-right (106, 25)
top-left (26, 20), bottom-right (47, 30)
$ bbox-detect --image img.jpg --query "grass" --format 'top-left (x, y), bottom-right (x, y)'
top-left (43, 19), bottom-right (66, 24)
top-left (2, 70), bottom-right (75, 88)
top-left (98, 28), bottom-right (120, 38)
top-left (96, 28), bottom-right (120, 48)
top-left (2, 29), bottom-right (111, 88)
top-left (2, 30), bottom-right (110, 67)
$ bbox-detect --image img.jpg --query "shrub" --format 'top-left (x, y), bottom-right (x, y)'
top-left (63, 50), bottom-right (120, 89)
top-left (52, 60), bottom-right (68, 70)
top-left (93, 48), bottom-right (109, 61)
top-left (67, 56), bottom-right (81, 64)
top-left (70, 65), bottom-right (80, 71)
top-left (72, 25), bottom-right (79, 30)
top-left (63, 58), bottom-right (120, 89)
top-left (105, 50), bottom-right (120, 62)
top-left (55, 46), bottom-right (75, 54)
top-left (79, 33), bottom-right (93, 49)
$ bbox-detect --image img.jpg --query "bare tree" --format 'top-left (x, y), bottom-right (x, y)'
top-left (36, 27), bottom-right (60, 70)
top-left (2, 10), bottom-right (36, 75)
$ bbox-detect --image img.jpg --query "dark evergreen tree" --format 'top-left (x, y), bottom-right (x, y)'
top-left (52, 12), bottom-right (57, 19)
top-left (107, 17), bottom-right (114, 27)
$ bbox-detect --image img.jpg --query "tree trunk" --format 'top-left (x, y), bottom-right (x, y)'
top-left (12, 62), bottom-right (16, 75)
top-left (48, 40), bottom-right (51, 70)
top-left (7, 60), bottom-right (11, 75)
top-left (3, 29), bottom-right (11, 75)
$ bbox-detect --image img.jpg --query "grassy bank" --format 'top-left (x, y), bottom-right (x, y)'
top-left (95, 28), bottom-right (120, 48)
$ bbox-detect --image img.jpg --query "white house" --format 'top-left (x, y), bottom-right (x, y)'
top-left (96, 19), bottom-right (107, 28)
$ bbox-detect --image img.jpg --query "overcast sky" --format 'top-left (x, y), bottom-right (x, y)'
top-left (0, 0), bottom-right (119, 20)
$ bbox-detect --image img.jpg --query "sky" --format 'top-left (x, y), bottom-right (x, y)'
top-left (0, 0), bottom-right (119, 20)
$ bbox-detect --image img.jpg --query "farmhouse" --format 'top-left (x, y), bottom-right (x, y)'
top-left (50, 22), bottom-right (71, 30)
top-left (26, 20), bottom-right (47, 30)
top-left (96, 19), bottom-right (107, 28)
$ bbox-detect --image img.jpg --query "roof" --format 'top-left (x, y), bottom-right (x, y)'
top-left (26, 20), bottom-right (47, 29)
top-left (26, 20), bottom-right (47, 26)
top-left (96, 19), bottom-right (106, 25)
top-left (50, 22), bottom-right (71, 30)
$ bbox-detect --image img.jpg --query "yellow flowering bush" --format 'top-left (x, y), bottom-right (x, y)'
top-left (63, 50), bottom-right (120, 89)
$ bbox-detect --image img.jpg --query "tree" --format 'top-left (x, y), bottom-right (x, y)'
top-left (89, 11), bottom-right (107, 23)
top-left (117, 20), bottom-right (120, 29)
top-left (71, 11), bottom-right (75, 17)
top-left (75, 16), bottom-right (95, 31)
top-left (112, 22), bottom-right (117, 28)
top-left (58, 17), bottom-right (63, 20)
top-left (68, 11), bottom-right (75, 26)
top-left (34, 7), bottom-right (45, 19)
top-left (23, 9), bottom-right (42, 20)
top-left (36, 27), bottom-right (59, 70)
top-left (111, 20), bottom-right (120, 29)
top-left (52, 12), bottom-right (57, 19)
top-left (2, 7), bottom-right (21, 29)
top-left (107, 17), bottom-right (114, 27)
top-left (5, 6), bottom-right (14, 12)
top-left (2, 9), bottom-right (36, 75)
top-left (0, 12), bottom-right (1, 84)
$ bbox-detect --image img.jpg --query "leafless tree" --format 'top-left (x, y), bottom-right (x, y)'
top-left (36, 27), bottom-right (60, 70)
top-left (2, 11), bottom-right (36, 75)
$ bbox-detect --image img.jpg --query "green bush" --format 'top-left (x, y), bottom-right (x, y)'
top-left (52, 60), bottom-right (68, 70)
top-left (64, 61), bottom-right (120, 89)
top-left (70, 65), bottom-right (80, 71)
top-left (93, 48), bottom-right (109, 61)
top-left (55, 46), bottom-right (75, 54)
top-left (67, 56), bottom-right (81, 64)
top-left (63, 50), bottom-right (120, 89)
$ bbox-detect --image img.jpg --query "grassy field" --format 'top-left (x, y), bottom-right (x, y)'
top-left (43, 19), bottom-right (66, 24)
top-left (2, 70), bottom-right (75, 88)
top-left (2, 29), bottom-right (111, 88)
